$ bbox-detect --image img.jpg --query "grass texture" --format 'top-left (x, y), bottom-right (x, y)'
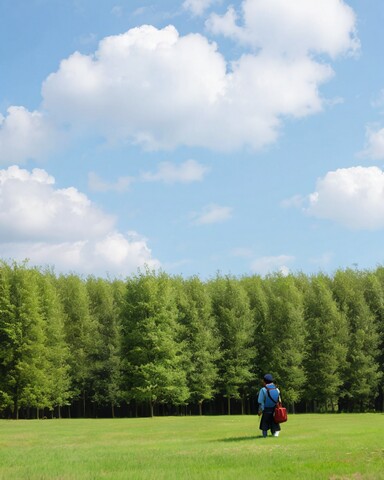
top-left (0, 414), bottom-right (383, 479)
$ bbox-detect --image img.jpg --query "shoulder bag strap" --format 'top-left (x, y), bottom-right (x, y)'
top-left (265, 387), bottom-right (278, 405)
top-left (266, 386), bottom-right (281, 404)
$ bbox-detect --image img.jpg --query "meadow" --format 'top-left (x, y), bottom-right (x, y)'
top-left (0, 414), bottom-right (383, 480)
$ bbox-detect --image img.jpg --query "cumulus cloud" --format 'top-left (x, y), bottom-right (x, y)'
top-left (0, 107), bottom-right (60, 165)
top-left (250, 255), bottom-right (294, 276)
top-left (0, 2), bottom-right (358, 160)
top-left (207, 0), bottom-right (359, 58)
top-left (190, 203), bottom-right (233, 225)
top-left (305, 166), bottom-right (384, 230)
top-left (0, 166), bottom-right (159, 275)
top-left (37, 21), bottom-right (344, 152)
top-left (141, 159), bottom-right (209, 183)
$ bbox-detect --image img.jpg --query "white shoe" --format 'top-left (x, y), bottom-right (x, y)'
top-left (273, 432), bottom-right (280, 437)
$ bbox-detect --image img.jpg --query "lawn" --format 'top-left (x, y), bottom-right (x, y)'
top-left (0, 414), bottom-right (383, 479)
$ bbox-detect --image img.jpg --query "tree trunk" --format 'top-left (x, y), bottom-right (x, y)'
top-left (198, 400), bottom-right (203, 416)
top-left (149, 400), bottom-right (154, 418)
top-left (227, 397), bottom-right (231, 415)
top-left (111, 403), bottom-right (115, 419)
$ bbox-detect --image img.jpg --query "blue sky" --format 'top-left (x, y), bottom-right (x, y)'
top-left (1, 0), bottom-right (384, 279)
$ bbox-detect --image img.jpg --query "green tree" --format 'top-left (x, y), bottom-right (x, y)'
top-left (8, 264), bottom-right (48, 419)
top-left (86, 276), bottom-right (122, 417)
top-left (262, 274), bottom-right (306, 409)
top-left (332, 269), bottom-right (381, 411)
top-left (302, 274), bottom-right (348, 412)
top-left (361, 269), bottom-right (384, 411)
top-left (0, 262), bottom-right (15, 415)
top-left (37, 271), bottom-right (71, 418)
top-left (208, 275), bottom-right (255, 415)
top-left (240, 275), bottom-right (269, 384)
top-left (121, 271), bottom-right (189, 417)
top-left (175, 276), bottom-right (219, 415)
top-left (57, 274), bottom-right (95, 417)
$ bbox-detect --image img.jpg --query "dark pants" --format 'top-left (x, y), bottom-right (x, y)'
top-left (259, 407), bottom-right (281, 435)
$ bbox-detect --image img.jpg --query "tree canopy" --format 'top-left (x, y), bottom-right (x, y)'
top-left (0, 262), bottom-right (383, 418)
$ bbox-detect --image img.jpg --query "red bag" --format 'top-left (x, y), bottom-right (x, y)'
top-left (274, 403), bottom-right (288, 423)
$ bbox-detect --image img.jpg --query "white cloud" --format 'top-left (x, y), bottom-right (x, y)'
top-left (0, 165), bottom-right (159, 275)
top-left (0, 3), bottom-right (358, 160)
top-left (362, 126), bottom-right (384, 160)
top-left (183, 0), bottom-right (216, 16)
top-left (190, 203), bottom-right (233, 225)
top-left (141, 159), bottom-right (209, 183)
top-left (0, 106), bottom-right (60, 165)
top-left (38, 23), bottom-right (341, 152)
top-left (305, 166), bottom-right (384, 230)
top-left (88, 171), bottom-right (133, 192)
top-left (0, 165), bottom-right (114, 241)
top-left (207, 0), bottom-right (359, 58)
top-left (250, 255), bottom-right (294, 276)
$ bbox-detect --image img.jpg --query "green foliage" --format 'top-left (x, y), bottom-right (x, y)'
top-left (121, 271), bottom-right (189, 415)
top-left (175, 276), bottom-right (219, 412)
top-left (333, 269), bottom-right (381, 411)
top-left (302, 274), bottom-right (348, 411)
top-left (262, 274), bottom-right (306, 405)
top-left (37, 271), bottom-right (71, 415)
top-left (86, 277), bottom-right (122, 414)
top-left (0, 261), bottom-right (384, 417)
top-left (7, 264), bottom-right (48, 417)
top-left (57, 274), bottom-right (96, 415)
top-left (208, 276), bottom-right (255, 413)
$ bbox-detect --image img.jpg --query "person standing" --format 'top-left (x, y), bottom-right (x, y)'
top-left (258, 373), bottom-right (281, 438)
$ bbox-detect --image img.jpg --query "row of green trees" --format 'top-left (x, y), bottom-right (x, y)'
top-left (0, 261), bottom-right (383, 419)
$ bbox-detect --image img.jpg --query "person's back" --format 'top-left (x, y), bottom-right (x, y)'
top-left (257, 374), bottom-right (281, 437)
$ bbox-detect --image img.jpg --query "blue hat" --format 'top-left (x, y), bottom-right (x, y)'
top-left (263, 373), bottom-right (274, 383)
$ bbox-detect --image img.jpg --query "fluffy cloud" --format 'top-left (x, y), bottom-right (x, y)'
top-left (0, 166), bottom-right (159, 275)
top-left (207, 0), bottom-right (359, 57)
top-left (0, 2), bottom-right (358, 160)
top-left (141, 159), bottom-right (209, 183)
top-left (250, 255), bottom-right (294, 276)
top-left (190, 203), bottom-right (233, 225)
top-left (42, 25), bottom-right (228, 150)
top-left (305, 166), bottom-right (384, 230)
top-left (0, 107), bottom-right (60, 165)
top-left (37, 21), bottom-right (343, 152)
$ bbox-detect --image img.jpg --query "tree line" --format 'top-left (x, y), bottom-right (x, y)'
top-left (0, 261), bottom-right (383, 419)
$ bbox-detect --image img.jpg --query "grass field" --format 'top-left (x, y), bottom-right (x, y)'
top-left (0, 414), bottom-right (383, 479)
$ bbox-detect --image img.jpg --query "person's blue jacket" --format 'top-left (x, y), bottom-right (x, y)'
top-left (258, 382), bottom-right (280, 411)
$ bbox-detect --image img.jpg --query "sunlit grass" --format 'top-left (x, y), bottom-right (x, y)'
top-left (0, 414), bottom-right (383, 479)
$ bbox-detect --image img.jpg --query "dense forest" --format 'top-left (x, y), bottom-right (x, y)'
top-left (0, 261), bottom-right (383, 419)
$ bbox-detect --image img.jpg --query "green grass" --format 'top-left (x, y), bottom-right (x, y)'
top-left (0, 414), bottom-right (383, 479)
